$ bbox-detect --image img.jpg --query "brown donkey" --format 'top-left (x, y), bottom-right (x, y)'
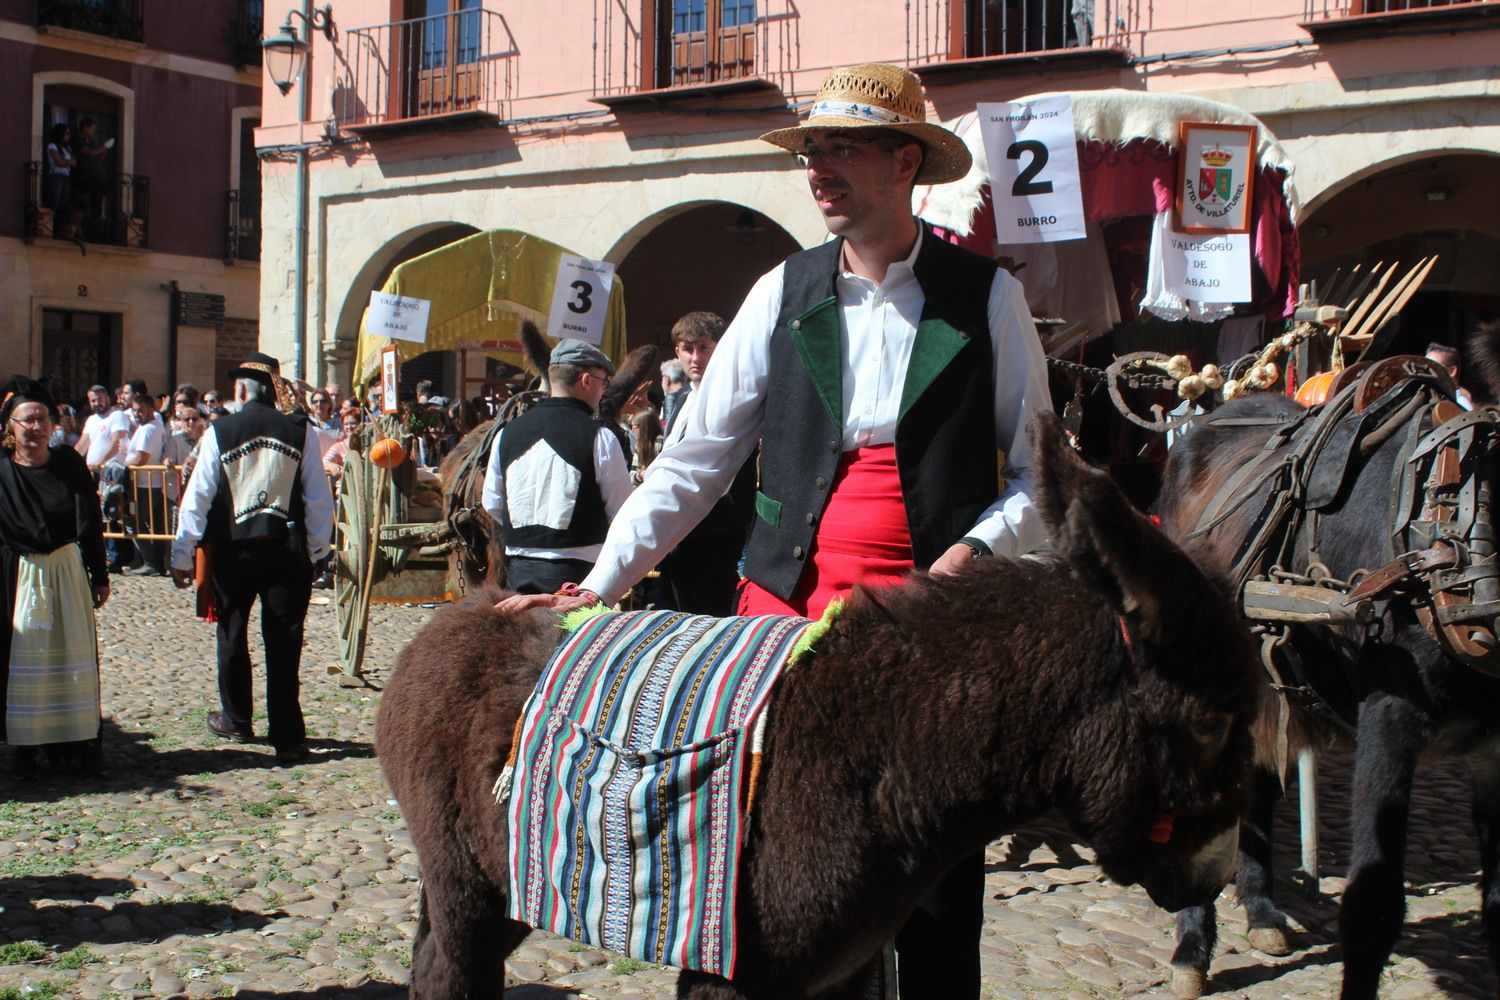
top-left (377, 414), bottom-right (1260, 999)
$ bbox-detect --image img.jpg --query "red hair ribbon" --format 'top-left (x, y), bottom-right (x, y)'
top-left (1149, 812), bottom-right (1176, 844)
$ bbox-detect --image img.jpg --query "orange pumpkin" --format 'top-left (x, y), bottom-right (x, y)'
top-left (370, 437), bottom-right (407, 469)
top-left (1293, 370), bottom-right (1337, 408)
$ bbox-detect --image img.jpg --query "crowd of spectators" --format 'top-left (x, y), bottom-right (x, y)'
top-left (13, 349), bottom-right (722, 607)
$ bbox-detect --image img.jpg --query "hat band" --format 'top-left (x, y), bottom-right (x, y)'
top-left (239, 362), bottom-right (276, 377)
top-left (809, 98), bottom-right (921, 127)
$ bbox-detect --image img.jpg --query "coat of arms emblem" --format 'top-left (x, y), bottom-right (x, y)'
top-left (1197, 146), bottom-right (1234, 206)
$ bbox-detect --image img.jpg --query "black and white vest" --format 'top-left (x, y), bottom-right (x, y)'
top-left (496, 397), bottom-right (609, 550)
top-left (205, 400), bottom-right (309, 545)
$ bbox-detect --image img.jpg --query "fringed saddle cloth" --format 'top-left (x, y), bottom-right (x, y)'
top-left (501, 608), bottom-right (817, 977)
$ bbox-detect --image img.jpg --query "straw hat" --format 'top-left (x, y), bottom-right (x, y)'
top-left (760, 63), bottom-right (971, 185)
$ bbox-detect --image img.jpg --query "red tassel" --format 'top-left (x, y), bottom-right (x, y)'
top-left (1149, 812), bottom-right (1176, 844)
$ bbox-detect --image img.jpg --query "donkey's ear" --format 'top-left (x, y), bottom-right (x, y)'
top-left (604, 345), bottom-right (659, 412)
top-left (1466, 320), bottom-right (1500, 402)
top-left (520, 322), bottom-right (552, 394)
top-left (1031, 412), bottom-right (1201, 644)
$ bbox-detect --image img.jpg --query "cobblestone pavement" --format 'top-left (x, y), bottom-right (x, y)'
top-left (0, 577), bottom-right (1494, 998)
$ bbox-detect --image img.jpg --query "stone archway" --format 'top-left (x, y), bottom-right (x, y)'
top-left (325, 221), bottom-right (480, 389)
top-left (1301, 152), bottom-right (1500, 357)
top-left (612, 201), bottom-right (800, 352)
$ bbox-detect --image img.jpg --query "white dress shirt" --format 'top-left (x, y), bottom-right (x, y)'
top-left (170, 421), bottom-right (336, 572)
top-left (580, 229), bottom-right (1052, 606)
top-left (481, 416), bottom-right (634, 563)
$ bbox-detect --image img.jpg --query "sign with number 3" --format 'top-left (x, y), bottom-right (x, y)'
top-left (547, 254), bottom-right (616, 346)
top-left (978, 96), bottom-right (1086, 245)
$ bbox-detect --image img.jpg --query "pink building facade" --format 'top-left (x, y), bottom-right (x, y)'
top-left (256, 0), bottom-right (1500, 394)
top-left (1, 0), bottom-right (265, 404)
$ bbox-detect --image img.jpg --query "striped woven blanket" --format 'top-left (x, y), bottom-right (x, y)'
top-left (504, 609), bottom-right (813, 977)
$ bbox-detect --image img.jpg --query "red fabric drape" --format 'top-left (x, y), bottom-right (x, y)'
top-left (738, 445), bottom-right (913, 620)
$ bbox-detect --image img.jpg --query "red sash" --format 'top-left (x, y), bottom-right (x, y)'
top-left (739, 444), bottom-right (913, 619)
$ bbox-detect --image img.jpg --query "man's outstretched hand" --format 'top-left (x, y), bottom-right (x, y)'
top-left (494, 592), bottom-right (600, 615)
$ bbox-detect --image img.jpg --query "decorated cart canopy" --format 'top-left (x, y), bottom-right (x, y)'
top-left (354, 228), bottom-right (629, 388)
top-left (914, 90), bottom-right (1301, 356)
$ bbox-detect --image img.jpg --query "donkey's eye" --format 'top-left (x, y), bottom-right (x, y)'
top-left (1189, 715), bottom-right (1233, 753)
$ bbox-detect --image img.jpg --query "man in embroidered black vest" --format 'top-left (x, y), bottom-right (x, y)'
top-left (170, 352), bottom-right (335, 765)
top-left (501, 63), bottom-right (1051, 997)
top-left (481, 338), bottom-right (633, 596)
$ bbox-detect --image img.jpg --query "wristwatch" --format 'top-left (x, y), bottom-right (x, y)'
top-left (958, 536), bottom-right (991, 560)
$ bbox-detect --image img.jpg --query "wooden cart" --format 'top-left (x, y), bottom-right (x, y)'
top-left (333, 229), bottom-right (628, 681)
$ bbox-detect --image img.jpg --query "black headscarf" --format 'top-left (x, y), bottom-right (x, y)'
top-left (1, 375), bottom-right (56, 425)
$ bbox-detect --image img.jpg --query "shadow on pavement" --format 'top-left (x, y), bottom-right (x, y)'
top-left (231, 987), bottom-right (585, 998)
top-left (0, 720), bottom-right (373, 801)
top-left (1204, 941), bottom-right (1339, 994)
top-left (0, 876), bottom-right (270, 950)
top-left (233, 987), bottom-right (408, 999)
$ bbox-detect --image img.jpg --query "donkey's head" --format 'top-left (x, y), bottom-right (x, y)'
top-left (1032, 412), bottom-right (1259, 912)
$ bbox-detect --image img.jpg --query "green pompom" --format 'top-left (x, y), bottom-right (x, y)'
top-left (559, 603), bottom-right (612, 633)
top-left (790, 597), bottom-right (844, 664)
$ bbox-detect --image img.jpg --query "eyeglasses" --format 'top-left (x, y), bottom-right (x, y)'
top-left (9, 415), bottom-right (50, 428)
top-left (795, 135), bottom-right (888, 167)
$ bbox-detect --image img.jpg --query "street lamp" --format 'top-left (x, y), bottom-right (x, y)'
top-left (262, 4), bottom-right (336, 96)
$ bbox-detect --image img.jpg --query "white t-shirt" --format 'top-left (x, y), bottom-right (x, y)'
top-left (126, 417), bottom-right (166, 488)
top-left (81, 410), bottom-right (124, 467)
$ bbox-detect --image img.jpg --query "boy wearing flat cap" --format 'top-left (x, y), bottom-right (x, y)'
top-left (481, 338), bottom-right (633, 595)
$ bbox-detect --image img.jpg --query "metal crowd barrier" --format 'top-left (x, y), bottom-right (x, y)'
top-left (100, 463), bottom-right (185, 542)
top-left (100, 466), bottom-right (347, 543)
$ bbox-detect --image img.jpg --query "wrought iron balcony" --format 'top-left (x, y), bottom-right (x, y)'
top-left (905, 0), bottom-right (1135, 66)
top-left (25, 161), bottom-right (150, 248)
top-left (229, 0), bottom-right (264, 68)
top-left (226, 189), bottom-right (260, 263)
top-left (1305, 0), bottom-right (1495, 16)
top-left (36, 0), bottom-right (144, 42)
top-left (592, 0), bottom-right (797, 101)
top-left (1301, 0), bottom-right (1498, 35)
top-left (338, 7), bottom-right (515, 133)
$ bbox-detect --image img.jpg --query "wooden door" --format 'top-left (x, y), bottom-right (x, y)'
top-left (404, 0), bottom-right (481, 118)
top-left (667, 0), bottom-right (756, 87)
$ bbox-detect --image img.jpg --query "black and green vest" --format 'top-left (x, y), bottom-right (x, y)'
top-left (744, 230), bottom-right (1000, 600)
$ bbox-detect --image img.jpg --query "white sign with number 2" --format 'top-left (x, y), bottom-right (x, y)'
top-left (978, 96), bottom-right (1086, 245)
top-left (547, 255), bottom-right (615, 346)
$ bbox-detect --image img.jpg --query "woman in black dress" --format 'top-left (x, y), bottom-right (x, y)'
top-left (0, 377), bottom-right (110, 777)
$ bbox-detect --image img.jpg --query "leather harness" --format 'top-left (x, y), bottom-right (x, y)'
top-left (1187, 357), bottom-right (1500, 732)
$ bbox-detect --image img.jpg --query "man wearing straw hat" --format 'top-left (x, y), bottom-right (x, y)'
top-left (503, 63), bottom-right (1050, 996)
top-left (170, 352), bottom-right (335, 765)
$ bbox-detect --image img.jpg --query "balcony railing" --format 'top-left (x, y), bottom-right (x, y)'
top-left (591, 0), bottom-right (798, 99)
top-left (229, 7), bottom-right (264, 68)
top-left (25, 161), bottom-right (149, 248)
top-left (339, 8), bottom-right (515, 130)
top-left (1304, 0), bottom-right (1496, 19)
top-left (226, 189), bottom-right (260, 262)
top-left (36, 0), bottom-right (144, 42)
top-left (907, 0), bottom-right (1134, 65)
